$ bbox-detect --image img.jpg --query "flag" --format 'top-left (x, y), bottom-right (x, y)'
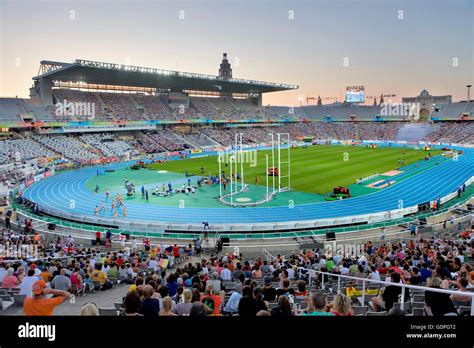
top-left (158, 259), bottom-right (169, 268)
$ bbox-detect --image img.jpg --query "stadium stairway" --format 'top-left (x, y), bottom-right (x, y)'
top-left (199, 132), bottom-right (221, 146)
top-left (181, 134), bottom-right (205, 149)
top-left (396, 123), bottom-right (433, 142)
top-left (129, 95), bottom-right (150, 120)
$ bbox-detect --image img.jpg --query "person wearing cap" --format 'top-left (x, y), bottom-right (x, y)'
top-left (23, 280), bottom-right (70, 316)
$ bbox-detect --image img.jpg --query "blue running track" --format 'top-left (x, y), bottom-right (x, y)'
top-left (22, 149), bottom-right (474, 225)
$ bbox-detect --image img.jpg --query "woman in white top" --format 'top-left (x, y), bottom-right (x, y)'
top-left (367, 266), bottom-right (381, 282)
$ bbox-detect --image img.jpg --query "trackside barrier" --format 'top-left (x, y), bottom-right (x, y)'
top-left (14, 193), bottom-right (473, 244)
top-left (31, 187), bottom-right (469, 233)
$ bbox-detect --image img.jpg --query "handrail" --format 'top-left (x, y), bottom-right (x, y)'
top-left (298, 267), bottom-right (474, 315)
top-left (262, 248), bottom-right (277, 263)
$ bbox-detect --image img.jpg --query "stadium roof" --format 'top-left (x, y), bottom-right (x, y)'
top-left (33, 59), bottom-right (298, 94)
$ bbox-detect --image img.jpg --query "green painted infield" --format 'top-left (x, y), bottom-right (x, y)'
top-left (85, 167), bottom-right (324, 208)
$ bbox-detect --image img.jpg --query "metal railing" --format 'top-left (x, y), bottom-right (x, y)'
top-left (301, 268), bottom-right (474, 315)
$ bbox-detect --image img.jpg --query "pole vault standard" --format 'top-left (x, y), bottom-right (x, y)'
top-left (229, 154), bottom-right (235, 206)
top-left (219, 132), bottom-right (290, 206)
top-left (234, 134), bottom-right (238, 192)
top-left (218, 151), bottom-right (222, 198)
top-left (268, 133), bottom-right (275, 193)
top-left (240, 133), bottom-right (244, 191)
top-left (265, 154), bottom-right (269, 201)
top-left (276, 132), bottom-right (291, 193)
top-left (277, 133), bottom-right (281, 192)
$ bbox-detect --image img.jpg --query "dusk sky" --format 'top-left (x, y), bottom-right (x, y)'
top-left (0, 0), bottom-right (472, 106)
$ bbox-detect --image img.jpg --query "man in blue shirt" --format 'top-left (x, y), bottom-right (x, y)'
top-left (419, 263), bottom-right (432, 283)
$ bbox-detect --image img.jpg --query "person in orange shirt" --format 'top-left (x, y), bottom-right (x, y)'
top-left (23, 280), bottom-right (70, 316)
top-left (227, 260), bottom-right (234, 272)
top-left (39, 267), bottom-right (52, 283)
top-left (33, 232), bottom-right (40, 243)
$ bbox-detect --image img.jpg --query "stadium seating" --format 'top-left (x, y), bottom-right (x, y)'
top-left (1, 227), bottom-right (471, 317)
top-left (99, 93), bottom-right (145, 121)
top-left (0, 98), bottom-right (30, 122)
top-left (424, 122), bottom-right (473, 144)
top-left (134, 95), bottom-right (171, 119)
top-left (79, 133), bottom-right (140, 158)
top-left (0, 138), bottom-right (55, 165)
top-left (0, 120), bottom-right (469, 167)
top-left (32, 134), bottom-right (99, 163)
top-left (431, 102), bottom-right (474, 120)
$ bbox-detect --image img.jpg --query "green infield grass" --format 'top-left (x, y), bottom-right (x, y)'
top-left (148, 145), bottom-right (441, 194)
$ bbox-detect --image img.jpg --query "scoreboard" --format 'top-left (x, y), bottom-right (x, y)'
top-left (345, 86), bottom-right (365, 103)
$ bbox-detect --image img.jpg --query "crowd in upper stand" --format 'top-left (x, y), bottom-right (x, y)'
top-left (1, 91), bottom-right (472, 123)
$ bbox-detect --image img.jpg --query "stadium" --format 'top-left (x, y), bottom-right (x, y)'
top-left (0, 1), bottom-right (473, 340)
top-left (5, 56), bottom-right (472, 239)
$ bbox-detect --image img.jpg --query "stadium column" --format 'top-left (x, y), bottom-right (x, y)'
top-left (38, 78), bottom-right (54, 105)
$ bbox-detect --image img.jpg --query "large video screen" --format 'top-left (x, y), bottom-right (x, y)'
top-left (345, 86), bottom-right (365, 103)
